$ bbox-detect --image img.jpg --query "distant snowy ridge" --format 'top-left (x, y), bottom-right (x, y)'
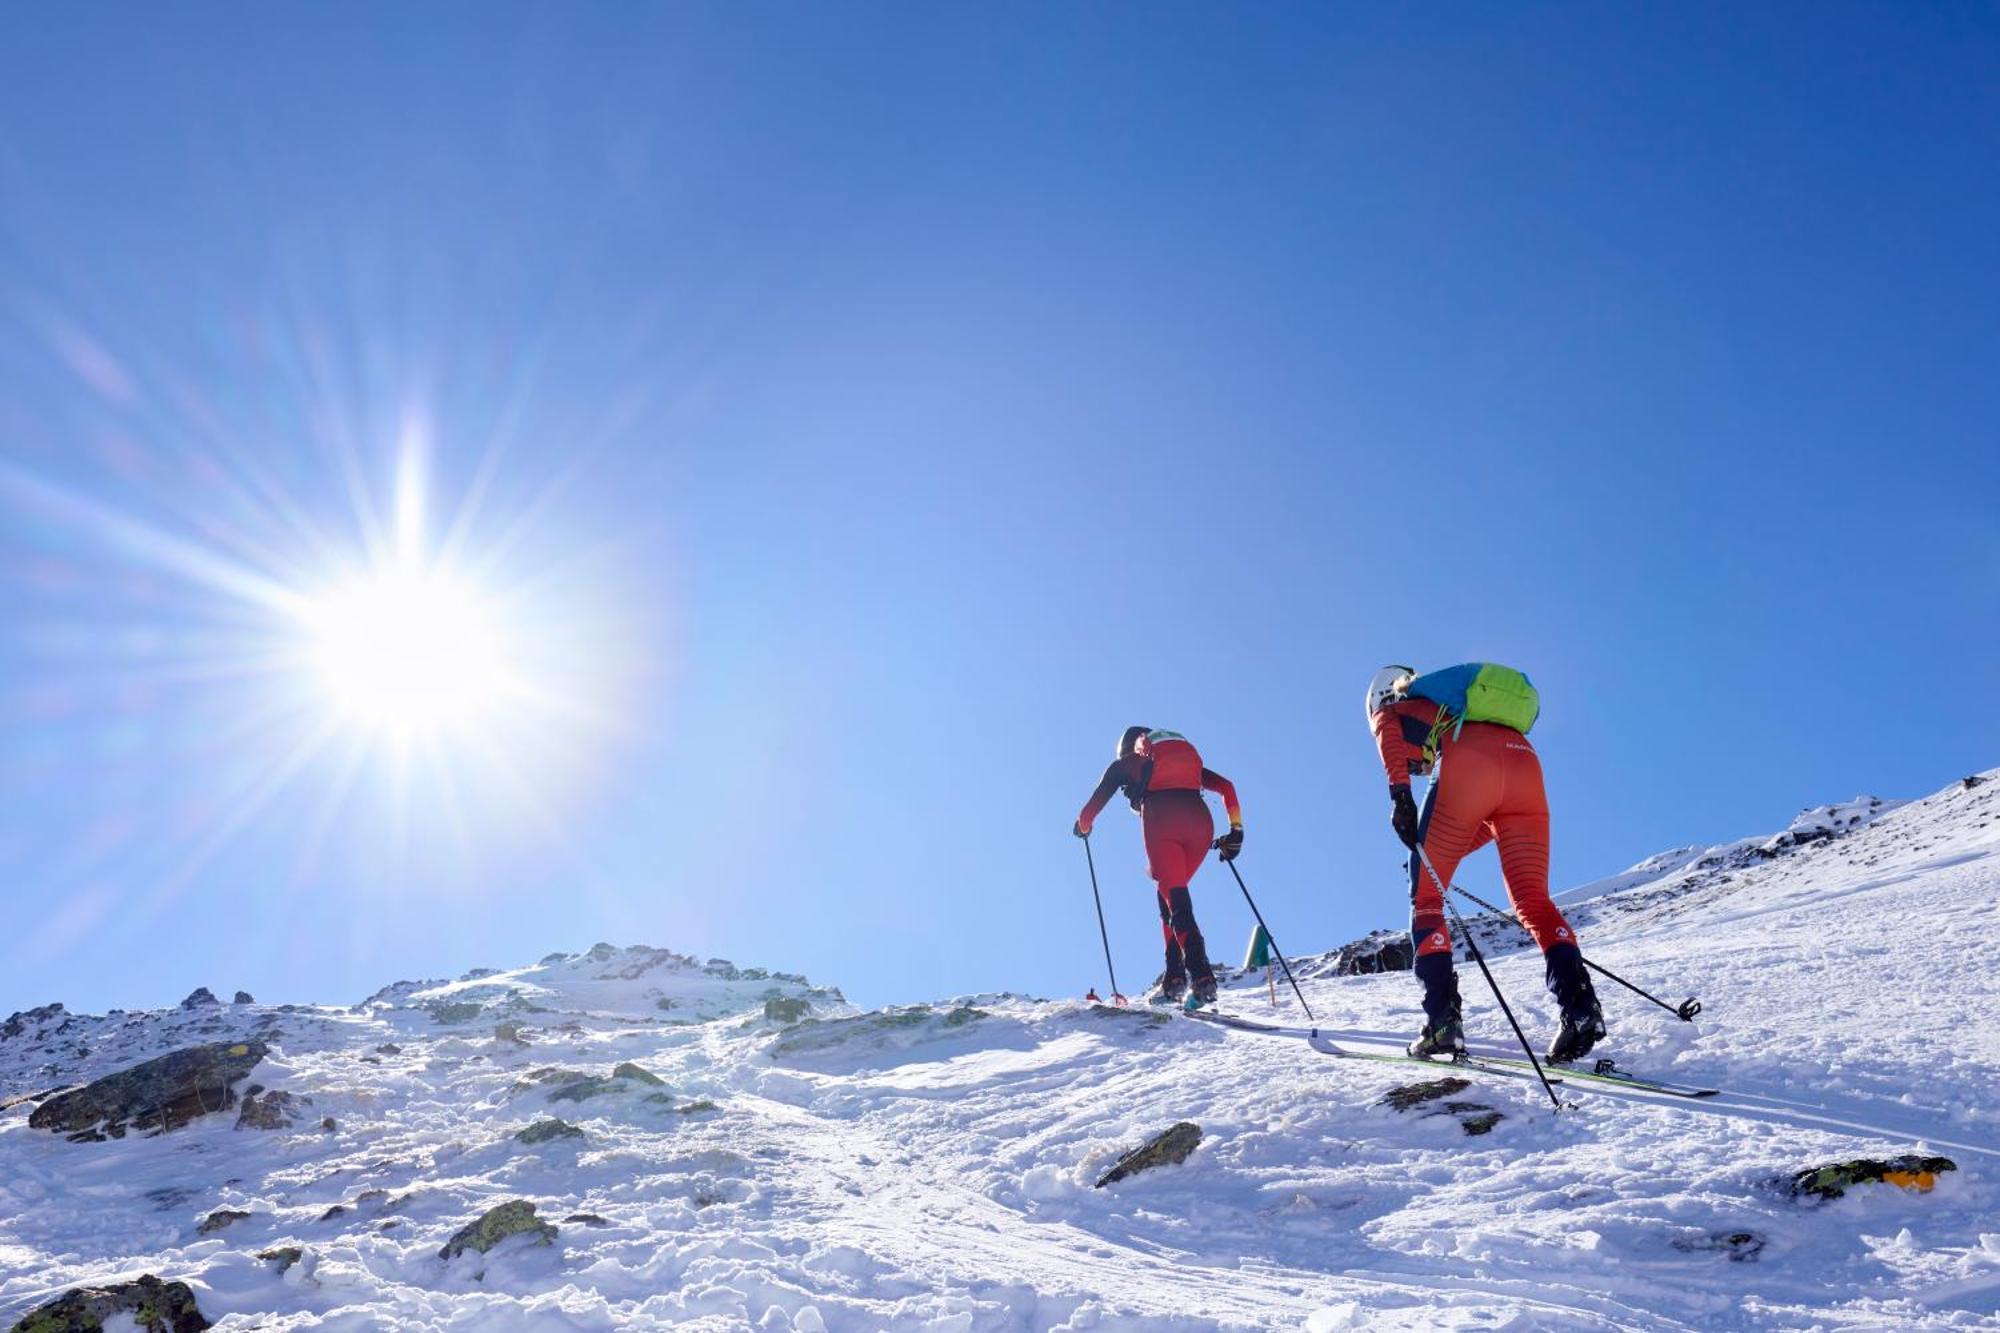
top-left (1317, 785), bottom-right (1933, 974)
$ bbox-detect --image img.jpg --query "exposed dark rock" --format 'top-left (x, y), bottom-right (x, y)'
top-left (5, 1273), bottom-right (210, 1332)
top-left (1085, 1004), bottom-right (1172, 1027)
top-left (143, 1187), bottom-right (201, 1211)
top-left (1790, 1154), bottom-right (1957, 1200)
top-left (427, 1001), bottom-right (484, 1025)
top-left (611, 1061), bottom-right (665, 1086)
top-left (763, 996), bottom-right (812, 1025)
top-left (320, 1117), bottom-right (338, 1132)
top-left (1441, 1102), bottom-right (1503, 1136)
top-left (515, 1118), bottom-right (585, 1144)
top-left (236, 1088), bottom-right (310, 1131)
top-left (2, 1003), bottom-right (66, 1040)
top-left (564, 1212), bottom-right (611, 1227)
top-left (1965, 775), bottom-right (1986, 790)
top-left (547, 1076), bottom-right (621, 1103)
top-left (197, 1208), bottom-right (251, 1235)
top-left (374, 1044), bottom-right (402, 1055)
top-left (0, 1085), bottom-right (72, 1113)
top-left (1095, 1122), bottom-right (1202, 1188)
top-left (355, 1189), bottom-right (389, 1207)
top-left (516, 1065), bottom-right (588, 1089)
top-left (179, 988), bottom-right (220, 1011)
top-left (232, 992), bottom-right (255, 1006)
top-left (438, 1199), bottom-right (557, 1260)
top-left (1328, 928), bottom-right (1415, 975)
top-left (1379, 1077), bottom-right (1471, 1111)
top-left (319, 1205), bottom-right (349, 1222)
top-left (545, 1062), bottom-right (668, 1103)
top-left (676, 1099), bottom-right (719, 1114)
top-left (30, 1040), bottom-right (268, 1139)
top-left (255, 1246), bottom-right (302, 1273)
top-left (1673, 1230), bottom-right (1766, 1261)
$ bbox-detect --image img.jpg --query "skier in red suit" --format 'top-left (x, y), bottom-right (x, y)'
top-left (1366, 665), bottom-right (1605, 1063)
top-left (1075, 727), bottom-right (1242, 1006)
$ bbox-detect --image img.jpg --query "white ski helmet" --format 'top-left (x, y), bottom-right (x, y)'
top-left (1365, 665), bottom-right (1416, 722)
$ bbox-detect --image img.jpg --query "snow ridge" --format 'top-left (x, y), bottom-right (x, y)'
top-left (1, 776), bottom-right (1997, 1330)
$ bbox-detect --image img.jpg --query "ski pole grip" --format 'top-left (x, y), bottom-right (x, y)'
top-left (1676, 998), bottom-right (1702, 1021)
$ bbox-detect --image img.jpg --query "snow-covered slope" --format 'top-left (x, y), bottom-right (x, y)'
top-left (2, 774), bottom-right (1997, 1330)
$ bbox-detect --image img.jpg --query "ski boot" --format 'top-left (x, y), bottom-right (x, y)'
top-left (1407, 1015), bottom-right (1465, 1059)
top-left (1183, 973), bottom-right (1219, 1013)
top-left (1150, 974), bottom-right (1188, 1007)
top-left (1543, 944), bottom-right (1606, 1064)
top-left (1409, 952), bottom-right (1464, 1059)
top-left (1547, 999), bottom-right (1606, 1064)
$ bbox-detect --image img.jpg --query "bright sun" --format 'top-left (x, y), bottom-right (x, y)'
top-left (305, 564), bottom-right (514, 736)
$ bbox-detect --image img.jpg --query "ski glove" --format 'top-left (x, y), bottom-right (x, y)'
top-left (1390, 785), bottom-right (1419, 849)
top-left (1216, 827), bottom-right (1244, 861)
top-left (1073, 820), bottom-right (1090, 839)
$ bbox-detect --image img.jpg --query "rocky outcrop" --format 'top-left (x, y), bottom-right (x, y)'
top-left (1673, 1230), bottom-right (1766, 1261)
top-left (1790, 1154), bottom-right (1957, 1200)
top-left (5, 1274), bottom-right (210, 1332)
top-left (179, 988), bottom-right (220, 1011)
top-left (611, 1061), bottom-right (664, 1086)
top-left (198, 1208), bottom-right (251, 1234)
top-left (1380, 1077), bottom-right (1469, 1110)
top-left (438, 1199), bottom-right (557, 1260)
top-left (255, 1246), bottom-right (303, 1274)
top-left (515, 1118), bottom-right (584, 1144)
top-left (2, 1002), bottom-right (66, 1040)
top-left (1095, 1122), bottom-right (1201, 1188)
top-left (235, 1086), bottom-right (309, 1131)
top-left (763, 996), bottom-right (812, 1024)
top-left (546, 1063), bottom-right (670, 1103)
top-left (1329, 929), bottom-right (1414, 975)
top-left (1379, 1077), bottom-right (1502, 1136)
top-left (232, 991), bottom-right (255, 1006)
top-left (29, 1040), bottom-right (267, 1140)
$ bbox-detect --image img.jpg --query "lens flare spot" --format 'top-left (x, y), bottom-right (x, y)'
top-left (306, 567), bottom-right (511, 735)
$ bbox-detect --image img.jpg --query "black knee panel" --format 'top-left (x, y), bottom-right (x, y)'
top-left (1164, 885), bottom-right (1198, 933)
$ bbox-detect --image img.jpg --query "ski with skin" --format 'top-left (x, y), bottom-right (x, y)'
top-left (1184, 1009), bottom-right (1717, 1098)
top-left (1465, 1049), bottom-right (1719, 1099)
top-left (1181, 1009), bottom-right (1565, 1090)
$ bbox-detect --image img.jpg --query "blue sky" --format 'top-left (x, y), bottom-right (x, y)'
top-left (1, 5), bottom-right (1994, 1015)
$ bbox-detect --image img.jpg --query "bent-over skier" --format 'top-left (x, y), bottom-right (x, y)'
top-left (1365, 664), bottom-right (1605, 1063)
top-left (1075, 727), bottom-right (1242, 1007)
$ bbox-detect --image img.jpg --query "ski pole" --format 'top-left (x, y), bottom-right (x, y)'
top-left (1081, 834), bottom-right (1127, 1005)
top-left (1216, 852), bottom-right (1316, 1022)
top-left (1416, 843), bottom-right (1564, 1113)
top-left (1443, 881), bottom-right (1701, 1021)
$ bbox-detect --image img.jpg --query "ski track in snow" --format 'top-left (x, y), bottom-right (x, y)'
top-left (1, 773), bottom-right (1997, 1329)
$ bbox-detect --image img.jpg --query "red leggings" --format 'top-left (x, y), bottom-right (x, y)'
top-left (1143, 790), bottom-right (1214, 972)
top-left (1412, 723), bottom-right (1576, 958)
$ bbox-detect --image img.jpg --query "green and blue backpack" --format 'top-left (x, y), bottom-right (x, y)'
top-left (1404, 663), bottom-right (1541, 737)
